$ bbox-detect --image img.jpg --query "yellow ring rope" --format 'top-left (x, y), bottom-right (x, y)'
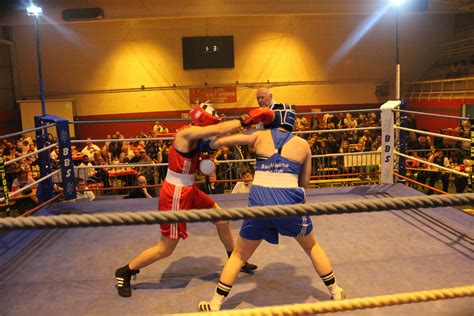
top-left (175, 285), bottom-right (474, 316)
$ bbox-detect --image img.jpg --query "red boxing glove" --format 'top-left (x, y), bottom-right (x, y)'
top-left (240, 108), bottom-right (275, 127)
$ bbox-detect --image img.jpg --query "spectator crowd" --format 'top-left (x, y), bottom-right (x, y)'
top-left (0, 112), bottom-right (471, 215)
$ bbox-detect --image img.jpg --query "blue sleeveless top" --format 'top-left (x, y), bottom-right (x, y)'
top-left (255, 129), bottom-right (302, 175)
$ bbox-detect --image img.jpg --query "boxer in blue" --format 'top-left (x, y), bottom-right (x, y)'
top-left (198, 103), bottom-right (345, 311)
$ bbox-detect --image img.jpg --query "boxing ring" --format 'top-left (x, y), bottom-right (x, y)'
top-left (0, 101), bottom-right (473, 315)
top-left (0, 184), bottom-right (473, 315)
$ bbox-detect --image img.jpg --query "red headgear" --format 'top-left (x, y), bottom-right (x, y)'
top-left (189, 102), bottom-right (221, 127)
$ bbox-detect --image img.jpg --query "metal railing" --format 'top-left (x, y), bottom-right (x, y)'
top-left (404, 77), bottom-right (474, 100)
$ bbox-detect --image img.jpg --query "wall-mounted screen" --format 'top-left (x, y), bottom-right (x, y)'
top-left (182, 36), bottom-right (234, 70)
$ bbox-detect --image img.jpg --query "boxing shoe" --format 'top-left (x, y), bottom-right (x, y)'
top-left (115, 265), bottom-right (140, 297)
top-left (198, 300), bottom-right (222, 312)
top-left (240, 261), bottom-right (258, 274)
top-left (328, 284), bottom-right (346, 300)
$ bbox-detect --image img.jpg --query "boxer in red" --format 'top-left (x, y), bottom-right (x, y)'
top-left (115, 102), bottom-right (274, 297)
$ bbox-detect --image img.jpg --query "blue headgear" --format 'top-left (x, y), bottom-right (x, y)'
top-left (268, 103), bottom-right (296, 132)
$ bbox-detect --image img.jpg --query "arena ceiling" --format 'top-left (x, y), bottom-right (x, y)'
top-left (1, 0), bottom-right (473, 26)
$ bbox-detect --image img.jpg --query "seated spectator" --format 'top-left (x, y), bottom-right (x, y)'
top-left (78, 155), bottom-right (96, 182)
top-left (81, 138), bottom-right (101, 159)
top-left (199, 171), bottom-right (224, 195)
top-left (74, 177), bottom-right (95, 202)
top-left (119, 145), bottom-right (134, 163)
top-left (124, 175), bottom-right (156, 199)
top-left (11, 169), bottom-right (37, 193)
top-left (50, 147), bottom-right (61, 168)
top-left (295, 117), bottom-right (308, 131)
top-left (231, 169), bottom-right (253, 194)
top-left (153, 121), bottom-right (169, 134)
top-left (11, 169), bottom-right (39, 212)
top-left (137, 148), bottom-right (155, 184)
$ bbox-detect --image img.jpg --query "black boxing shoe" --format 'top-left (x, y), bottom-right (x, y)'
top-left (240, 261), bottom-right (257, 274)
top-left (115, 265), bottom-right (140, 297)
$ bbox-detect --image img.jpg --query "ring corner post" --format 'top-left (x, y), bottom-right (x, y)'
top-left (34, 116), bottom-right (53, 203)
top-left (380, 100), bottom-right (400, 184)
top-left (42, 115), bottom-right (77, 200)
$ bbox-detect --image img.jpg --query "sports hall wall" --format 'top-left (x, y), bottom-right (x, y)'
top-left (1, 3), bottom-right (457, 137)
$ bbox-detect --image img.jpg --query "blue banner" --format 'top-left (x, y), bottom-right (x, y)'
top-left (34, 116), bottom-right (54, 203)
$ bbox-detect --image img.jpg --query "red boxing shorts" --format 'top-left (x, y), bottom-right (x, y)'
top-left (158, 181), bottom-right (215, 239)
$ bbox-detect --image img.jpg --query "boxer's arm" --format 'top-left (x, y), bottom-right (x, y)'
top-left (179, 120), bottom-right (242, 142)
top-left (299, 145), bottom-right (312, 188)
top-left (210, 129), bottom-right (258, 150)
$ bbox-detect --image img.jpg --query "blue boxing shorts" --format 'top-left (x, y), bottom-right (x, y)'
top-left (240, 185), bottom-right (313, 244)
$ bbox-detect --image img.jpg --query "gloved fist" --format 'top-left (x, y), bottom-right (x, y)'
top-left (239, 108), bottom-right (275, 127)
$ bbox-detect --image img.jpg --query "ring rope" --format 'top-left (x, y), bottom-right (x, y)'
top-left (0, 123), bottom-right (56, 140)
top-left (394, 125), bottom-right (471, 143)
top-left (176, 285), bottom-right (474, 316)
top-left (392, 108), bottom-right (470, 121)
top-left (394, 172), bottom-right (448, 195)
top-left (20, 192), bottom-right (64, 217)
top-left (312, 150), bottom-right (380, 158)
top-left (0, 193), bottom-right (472, 230)
top-left (294, 126), bottom-right (381, 135)
top-left (70, 136), bottom-right (175, 143)
top-left (4, 142), bottom-right (58, 166)
top-left (298, 108), bottom-right (380, 116)
top-left (395, 151), bottom-right (470, 177)
top-left (8, 169), bottom-right (61, 198)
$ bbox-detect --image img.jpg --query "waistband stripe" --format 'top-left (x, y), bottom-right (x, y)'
top-left (252, 171), bottom-right (299, 188)
top-left (165, 169), bottom-right (195, 186)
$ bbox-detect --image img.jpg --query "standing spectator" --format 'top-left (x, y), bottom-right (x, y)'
top-left (108, 135), bottom-right (122, 160)
top-left (326, 134), bottom-right (339, 154)
top-left (157, 145), bottom-right (170, 183)
top-left (137, 148), bottom-right (155, 184)
top-left (256, 87), bottom-right (275, 108)
top-left (418, 148), bottom-right (447, 195)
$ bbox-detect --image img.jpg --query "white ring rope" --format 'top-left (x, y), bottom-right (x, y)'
top-left (0, 123), bottom-right (56, 140)
top-left (298, 108), bottom-right (380, 116)
top-left (393, 108), bottom-right (470, 121)
top-left (395, 151), bottom-right (470, 178)
top-left (74, 162), bottom-right (168, 169)
top-left (394, 126), bottom-right (471, 143)
top-left (293, 126), bottom-right (381, 135)
top-left (74, 158), bottom-right (257, 170)
top-left (312, 150), bottom-right (380, 159)
top-left (4, 143), bottom-right (58, 166)
top-left (70, 126), bottom-right (382, 145)
top-left (71, 137), bottom-right (175, 144)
